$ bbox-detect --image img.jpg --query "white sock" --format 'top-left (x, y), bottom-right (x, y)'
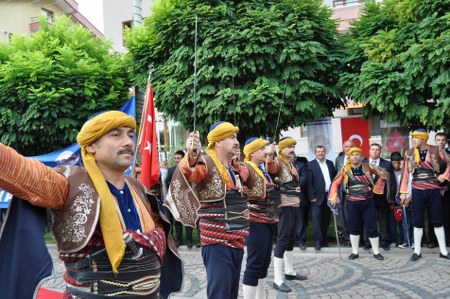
top-left (414, 227), bottom-right (423, 255)
top-left (256, 277), bottom-right (266, 299)
top-left (434, 226), bottom-right (449, 255)
top-left (283, 250), bottom-right (296, 276)
top-left (350, 234), bottom-right (360, 255)
top-left (369, 237), bottom-right (380, 255)
top-left (273, 257), bottom-right (284, 286)
top-left (243, 284), bottom-right (257, 299)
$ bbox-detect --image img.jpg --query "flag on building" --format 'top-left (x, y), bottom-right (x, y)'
top-left (139, 83), bottom-right (160, 190)
top-left (340, 116), bottom-right (370, 157)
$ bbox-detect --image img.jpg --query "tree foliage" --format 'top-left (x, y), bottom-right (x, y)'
top-left (125, 0), bottom-right (343, 141)
top-left (339, 0), bottom-right (450, 130)
top-left (0, 16), bottom-right (130, 155)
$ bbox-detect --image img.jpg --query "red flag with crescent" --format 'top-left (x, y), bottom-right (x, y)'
top-left (340, 116), bottom-right (370, 157)
top-left (139, 83), bottom-right (160, 190)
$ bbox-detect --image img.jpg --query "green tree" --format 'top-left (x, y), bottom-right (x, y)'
top-left (339, 0), bottom-right (450, 131)
top-left (125, 0), bottom-right (343, 141)
top-left (0, 16), bottom-right (130, 155)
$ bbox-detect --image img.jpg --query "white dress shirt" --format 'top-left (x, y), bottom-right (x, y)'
top-left (317, 159), bottom-right (331, 192)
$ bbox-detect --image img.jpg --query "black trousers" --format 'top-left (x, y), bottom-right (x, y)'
top-left (274, 206), bottom-right (300, 258)
top-left (412, 188), bottom-right (443, 228)
top-left (243, 222), bottom-right (274, 286)
top-left (310, 195), bottom-right (331, 244)
top-left (346, 199), bottom-right (378, 238)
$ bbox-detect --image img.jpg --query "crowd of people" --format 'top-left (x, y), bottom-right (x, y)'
top-left (0, 111), bottom-right (449, 299)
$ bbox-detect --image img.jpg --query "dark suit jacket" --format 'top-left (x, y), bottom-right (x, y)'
top-left (294, 161), bottom-right (309, 207)
top-left (307, 159), bottom-right (336, 205)
top-left (165, 165), bottom-right (177, 189)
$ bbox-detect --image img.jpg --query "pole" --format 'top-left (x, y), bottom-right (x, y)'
top-left (192, 15), bottom-right (198, 133)
top-left (332, 210), bottom-right (342, 260)
top-left (272, 77), bottom-right (288, 143)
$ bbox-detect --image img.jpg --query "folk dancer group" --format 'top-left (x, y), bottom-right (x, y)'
top-left (1, 110), bottom-right (449, 299)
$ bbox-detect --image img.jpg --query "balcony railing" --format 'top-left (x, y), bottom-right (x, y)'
top-left (333, 0), bottom-right (365, 7)
top-left (29, 15), bottom-right (54, 33)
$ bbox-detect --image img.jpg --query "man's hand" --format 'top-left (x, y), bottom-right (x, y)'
top-left (399, 193), bottom-right (406, 204)
top-left (267, 143), bottom-right (276, 156)
top-left (438, 175), bottom-right (446, 183)
top-left (186, 131), bottom-right (201, 158)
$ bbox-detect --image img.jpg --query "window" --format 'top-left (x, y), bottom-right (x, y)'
top-left (122, 21), bottom-right (133, 46)
top-left (41, 8), bottom-right (54, 24)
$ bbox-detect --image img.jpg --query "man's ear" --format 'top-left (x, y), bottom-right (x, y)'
top-left (86, 144), bottom-right (96, 154)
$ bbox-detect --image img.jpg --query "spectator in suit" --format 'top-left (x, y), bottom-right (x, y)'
top-left (363, 143), bottom-right (396, 250)
top-left (307, 146), bottom-right (336, 250)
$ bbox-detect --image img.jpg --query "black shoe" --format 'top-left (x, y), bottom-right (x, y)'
top-left (348, 253), bottom-right (359, 260)
top-left (314, 242), bottom-right (321, 251)
top-left (373, 253), bottom-right (384, 260)
top-left (427, 242), bottom-right (437, 249)
top-left (439, 253), bottom-right (450, 260)
top-left (285, 273), bottom-right (307, 281)
top-left (273, 282), bottom-right (291, 292)
top-left (410, 253), bottom-right (422, 261)
top-left (187, 240), bottom-right (193, 249)
top-left (175, 241), bottom-right (182, 248)
top-left (299, 243), bottom-right (306, 250)
top-left (363, 242), bottom-right (371, 250)
top-left (382, 245), bottom-right (390, 251)
top-left (195, 243), bottom-right (201, 248)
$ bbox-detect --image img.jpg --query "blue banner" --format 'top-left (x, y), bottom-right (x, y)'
top-left (0, 96), bottom-right (136, 209)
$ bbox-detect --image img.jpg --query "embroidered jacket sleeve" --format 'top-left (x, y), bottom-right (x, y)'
top-left (368, 164), bottom-right (388, 195)
top-left (266, 155), bottom-right (280, 174)
top-left (179, 155), bottom-right (207, 183)
top-left (439, 149), bottom-right (450, 181)
top-left (328, 171), bottom-right (344, 203)
top-left (0, 143), bottom-right (68, 209)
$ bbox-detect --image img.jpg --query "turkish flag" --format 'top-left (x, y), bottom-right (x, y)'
top-left (340, 116), bottom-right (370, 157)
top-left (139, 83), bottom-right (160, 190)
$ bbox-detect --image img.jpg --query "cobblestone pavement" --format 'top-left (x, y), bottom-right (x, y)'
top-left (43, 244), bottom-right (450, 298)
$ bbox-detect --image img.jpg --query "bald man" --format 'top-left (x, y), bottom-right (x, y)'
top-left (0, 111), bottom-right (182, 299)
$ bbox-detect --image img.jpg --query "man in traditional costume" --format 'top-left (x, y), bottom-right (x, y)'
top-left (167, 121), bottom-right (248, 299)
top-left (328, 147), bottom-right (388, 261)
top-left (266, 137), bottom-right (307, 293)
top-left (0, 111), bottom-right (182, 299)
top-left (399, 129), bottom-right (450, 261)
top-left (241, 138), bottom-right (281, 299)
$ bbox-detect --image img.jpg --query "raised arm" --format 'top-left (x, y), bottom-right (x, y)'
top-left (0, 143), bottom-right (68, 209)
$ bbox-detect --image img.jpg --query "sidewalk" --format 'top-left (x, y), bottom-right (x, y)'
top-left (43, 244), bottom-right (450, 298)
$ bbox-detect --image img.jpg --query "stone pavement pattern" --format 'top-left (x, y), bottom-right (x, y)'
top-left (43, 245), bottom-right (450, 298)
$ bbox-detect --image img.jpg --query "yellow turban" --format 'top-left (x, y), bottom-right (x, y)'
top-left (206, 122), bottom-right (239, 150)
top-left (244, 138), bottom-right (267, 161)
top-left (347, 147), bottom-right (363, 157)
top-left (76, 111), bottom-right (136, 273)
top-left (411, 129), bottom-right (429, 164)
top-left (243, 138), bottom-right (267, 180)
top-left (277, 137), bottom-right (296, 164)
top-left (206, 121), bottom-right (239, 187)
top-left (411, 129), bottom-right (429, 141)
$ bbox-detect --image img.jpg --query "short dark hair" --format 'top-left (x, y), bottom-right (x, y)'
top-left (315, 145), bottom-right (326, 152)
top-left (370, 143), bottom-right (382, 150)
top-left (174, 150), bottom-right (185, 158)
top-left (390, 152), bottom-right (402, 161)
top-left (435, 132), bottom-right (447, 139)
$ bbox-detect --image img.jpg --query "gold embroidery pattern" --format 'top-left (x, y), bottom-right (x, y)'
top-left (171, 178), bottom-right (198, 226)
top-left (278, 162), bottom-right (293, 183)
top-left (58, 183), bottom-right (95, 243)
top-left (199, 167), bottom-right (225, 201)
top-left (248, 175), bottom-right (264, 199)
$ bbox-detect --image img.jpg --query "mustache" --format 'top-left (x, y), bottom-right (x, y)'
top-left (118, 148), bottom-right (134, 155)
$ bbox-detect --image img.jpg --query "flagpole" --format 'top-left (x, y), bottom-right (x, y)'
top-left (193, 15), bottom-right (198, 133)
top-left (133, 65), bottom-right (154, 170)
